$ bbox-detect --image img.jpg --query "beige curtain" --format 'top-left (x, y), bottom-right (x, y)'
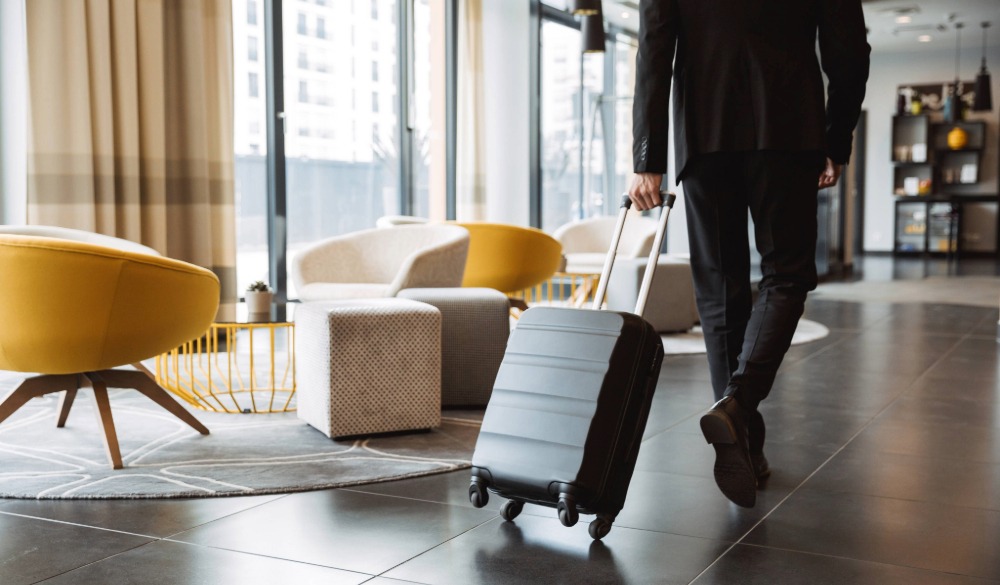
top-left (25, 0), bottom-right (236, 319)
top-left (456, 0), bottom-right (486, 221)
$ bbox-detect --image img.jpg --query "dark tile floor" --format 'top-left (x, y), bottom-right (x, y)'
top-left (3, 255), bottom-right (1000, 584)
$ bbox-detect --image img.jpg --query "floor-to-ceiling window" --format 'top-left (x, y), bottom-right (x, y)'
top-left (234, 0), bottom-right (270, 292)
top-left (233, 0), bottom-right (445, 300)
top-left (535, 3), bottom-right (638, 232)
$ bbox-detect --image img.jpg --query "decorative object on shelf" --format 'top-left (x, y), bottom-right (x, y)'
top-left (945, 23), bottom-right (965, 124)
top-left (918, 178), bottom-right (933, 195)
top-left (581, 14), bottom-right (605, 53)
top-left (947, 126), bottom-right (969, 150)
top-left (904, 176), bottom-right (920, 196)
top-left (960, 163), bottom-right (978, 184)
top-left (898, 83), bottom-right (974, 114)
top-left (245, 280), bottom-right (274, 314)
top-left (911, 99), bottom-right (923, 115)
top-left (973, 22), bottom-right (993, 112)
top-left (570, 0), bottom-right (601, 16)
top-left (911, 143), bottom-right (927, 162)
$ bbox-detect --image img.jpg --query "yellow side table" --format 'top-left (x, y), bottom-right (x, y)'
top-left (509, 272), bottom-right (601, 310)
top-left (155, 304), bottom-right (295, 414)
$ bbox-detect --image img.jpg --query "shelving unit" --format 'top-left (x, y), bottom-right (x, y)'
top-left (890, 113), bottom-right (995, 256)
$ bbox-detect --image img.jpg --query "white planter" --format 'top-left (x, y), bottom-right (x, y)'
top-left (245, 291), bottom-right (273, 314)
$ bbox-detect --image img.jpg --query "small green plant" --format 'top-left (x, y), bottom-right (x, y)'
top-left (247, 280), bottom-right (271, 293)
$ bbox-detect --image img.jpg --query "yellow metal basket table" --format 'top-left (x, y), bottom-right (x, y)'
top-left (155, 304), bottom-right (295, 414)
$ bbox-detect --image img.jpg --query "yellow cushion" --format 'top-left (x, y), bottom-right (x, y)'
top-left (0, 235), bottom-right (219, 374)
top-left (453, 223), bottom-right (562, 293)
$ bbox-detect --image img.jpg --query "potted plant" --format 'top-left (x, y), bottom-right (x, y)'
top-left (245, 280), bottom-right (274, 314)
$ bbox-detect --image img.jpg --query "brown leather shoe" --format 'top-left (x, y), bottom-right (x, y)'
top-left (700, 396), bottom-right (757, 508)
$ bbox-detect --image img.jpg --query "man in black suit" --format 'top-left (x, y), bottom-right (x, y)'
top-left (629, 0), bottom-right (870, 508)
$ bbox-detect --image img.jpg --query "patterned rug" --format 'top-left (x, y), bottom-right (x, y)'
top-left (0, 371), bottom-right (480, 500)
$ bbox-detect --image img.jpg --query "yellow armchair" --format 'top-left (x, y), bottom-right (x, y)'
top-left (0, 233), bottom-right (219, 469)
top-left (454, 222), bottom-right (563, 294)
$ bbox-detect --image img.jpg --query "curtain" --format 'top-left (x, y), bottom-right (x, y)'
top-left (25, 0), bottom-right (236, 319)
top-left (456, 0), bottom-right (486, 221)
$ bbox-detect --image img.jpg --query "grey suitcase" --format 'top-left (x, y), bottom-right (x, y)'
top-left (469, 193), bottom-right (675, 540)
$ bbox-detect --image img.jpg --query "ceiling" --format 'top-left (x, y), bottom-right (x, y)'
top-left (862, 0), bottom-right (1000, 52)
top-left (601, 0), bottom-right (1000, 52)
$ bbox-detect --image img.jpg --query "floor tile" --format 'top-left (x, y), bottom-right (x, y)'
top-left (0, 495), bottom-right (283, 538)
top-left (801, 299), bottom-right (893, 332)
top-left (743, 490), bottom-right (1000, 580)
top-left (848, 417), bottom-right (1000, 464)
top-left (907, 375), bottom-right (999, 401)
top-left (924, 337), bottom-right (1000, 381)
top-left (344, 470), bottom-right (483, 510)
top-left (383, 514), bottom-right (729, 585)
top-left (601, 470), bottom-right (774, 542)
top-left (170, 488), bottom-right (496, 575)
top-left (36, 539), bottom-right (370, 585)
top-left (877, 392), bottom-right (1000, 430)
top-left (361, 578), bottom-right (432, 585)
top-left (802, 445), bottom-right (1000, 511)
top-left (768, 367), bottom-right (916, 418)
top-left (0, 512), bottom-right (151, 585)
top-left (693, 544), bottom-right (1000, 585)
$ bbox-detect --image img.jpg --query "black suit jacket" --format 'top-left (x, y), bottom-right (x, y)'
top-left (633, 0), bottom-right (871, 180)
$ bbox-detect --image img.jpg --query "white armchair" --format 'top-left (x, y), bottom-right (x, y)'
top-left (552, 213), bottom-right (659, 274)
top-left (291, 225), bottom-right (470, 302)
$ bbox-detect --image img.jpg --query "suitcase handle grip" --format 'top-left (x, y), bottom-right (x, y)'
top-left (592, 192), bottom-right (676, 316)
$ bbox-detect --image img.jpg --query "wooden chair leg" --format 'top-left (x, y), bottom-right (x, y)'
top-left (56, 388), bottom-right (79, 428)
top-left (84, 372), bottom-right (123, 470)
top-left (0, 375), bottom-right (78, 426)
top-left (98, 369), bottom-right (209, 435)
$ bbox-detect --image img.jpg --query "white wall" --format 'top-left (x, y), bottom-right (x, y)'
top-left (862, 44), bottom-right (1000, 252)
top-left (0, 0), bottom-right (27, 225)
top-left (481, 0), bottom-right (531, 226)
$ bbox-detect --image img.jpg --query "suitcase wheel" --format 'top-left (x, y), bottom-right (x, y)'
top-left (557, 495), bottom-right (579, 527)
top-left (469, 480), bottom-right (489, 508)
top-left (500, 499), bottom-right (524, 522)
top-left (589, 516), bottom-right (613, 540)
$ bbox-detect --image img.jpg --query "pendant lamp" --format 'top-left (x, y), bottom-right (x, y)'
top-left (582, 14), bottom-right (605, 53)
top-left (973, 22), bottom-right (993, 112)
top-left (946, 23), bottom-right (965, 124)
top-left (570, 0), bottom-right (601, 16)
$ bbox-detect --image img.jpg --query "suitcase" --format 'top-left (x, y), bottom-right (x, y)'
top-left (469, 192), bottom-right (676, 541)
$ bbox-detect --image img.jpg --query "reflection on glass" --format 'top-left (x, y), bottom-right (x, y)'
top-left (612, 36), bottom-right (637, 216)
top-left (411, 0), bottom-right (432, 219)
top-left (282, 0), bottom-right (401, 299)
top-left (541, 21), bottom-right (582, 233)
top-left (234, 0), bottom-right (269, 293)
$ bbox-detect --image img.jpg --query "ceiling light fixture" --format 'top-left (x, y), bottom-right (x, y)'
top-left (570, 0), bottom-right (601, 16)
top-left (918, 35), bottom-right (932, 42)
top-left (896, 15), bottom-right (912, 24)
top-left (582, 14), bottom-right (606, 53)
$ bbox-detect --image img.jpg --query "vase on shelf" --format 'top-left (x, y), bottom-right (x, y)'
top-left (947, 126), bottom-right (969, 150)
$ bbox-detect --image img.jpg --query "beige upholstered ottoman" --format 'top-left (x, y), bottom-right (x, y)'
top-left (295, 299), bottom-right (442, 439)
top-left (606, 256), bottom-right (700, 333)
top-left (398, 287), bottom-right (510, 407)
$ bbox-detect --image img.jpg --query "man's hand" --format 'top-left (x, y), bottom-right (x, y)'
top-left (629, 173), bottom-right (664, 211)
top-left (818, 158), bottom-right (842, 189)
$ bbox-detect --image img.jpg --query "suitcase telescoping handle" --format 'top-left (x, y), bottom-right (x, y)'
top-left (591, 191), bottom-right (677, 317)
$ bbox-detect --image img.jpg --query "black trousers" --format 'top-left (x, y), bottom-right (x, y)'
top-left (682, 151), bottom-right (824, 410)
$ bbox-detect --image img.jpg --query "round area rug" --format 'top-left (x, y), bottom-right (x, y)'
top-left (661, 319), bottom-right (829, 356)
top-left (0, 373), bottom-right (480, 500)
